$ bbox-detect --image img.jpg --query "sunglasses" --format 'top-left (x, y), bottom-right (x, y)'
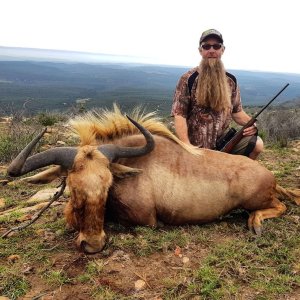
top-left (201, 43), bottom-right (222, 50)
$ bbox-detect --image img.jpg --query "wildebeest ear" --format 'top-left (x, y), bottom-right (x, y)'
top-left (110, 163), bottom-right (142, 178)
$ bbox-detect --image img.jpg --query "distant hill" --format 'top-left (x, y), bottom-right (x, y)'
top-left (278, 97), bottom-right (300, 108)
top-left (0, 46), bottom-right (300, 115)
top-left (233, 70), bottom-right (300, 107)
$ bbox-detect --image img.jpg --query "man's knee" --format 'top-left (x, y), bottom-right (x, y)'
top-left (255, 136), bottom-right (264, 153)
top-left (242, 135), bottom-right (258, 157)
top-left (249, 136), bottom-right (263, 159)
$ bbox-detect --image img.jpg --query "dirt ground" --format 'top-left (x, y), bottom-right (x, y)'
top-left (0, 140), bottom-right (299, 300)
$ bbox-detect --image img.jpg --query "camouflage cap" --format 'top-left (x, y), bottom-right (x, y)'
top-left (199, 29), bottom-right (223, 44)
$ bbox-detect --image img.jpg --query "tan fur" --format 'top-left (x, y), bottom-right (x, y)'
top-left (108, 135), bottom-right (299, 235)
top-left (110, 163), bottom-right (142, 178)
top-left (64, 146), bottom-right (113, 251)
top-left (68, 103), bottom-right (201, 156)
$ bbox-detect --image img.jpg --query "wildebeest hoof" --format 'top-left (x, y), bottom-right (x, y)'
top-left (156, 220), bottom-right (165, 228)
top-left (253, 226), bottom-right (262, 236)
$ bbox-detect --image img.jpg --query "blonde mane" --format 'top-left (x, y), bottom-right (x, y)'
top-left (69, 104), bottom-right (201, 155)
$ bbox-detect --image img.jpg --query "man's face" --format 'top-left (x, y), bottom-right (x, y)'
top-left (199, 37), bottom-right (224, 59)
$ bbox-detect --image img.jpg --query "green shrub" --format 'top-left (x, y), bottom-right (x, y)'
top-left (37, 112), bottom-right (60, 126)
top-left (0, 272), bottom-right (30, 300)
top-left (0, 124), bottom-right (44, 163)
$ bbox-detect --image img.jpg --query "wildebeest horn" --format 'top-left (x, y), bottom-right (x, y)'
top-left (7, 116), bottom-right (154, 176)
top-left (7, 128), bottom-right (78, 177)
top-left (97, 115), bottom-right (155, 161)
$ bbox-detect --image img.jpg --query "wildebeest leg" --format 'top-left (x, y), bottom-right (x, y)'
top-left (20, 166), bottom-right (66, 184)
top-left (276, 185), bottom-right (300, 205)
top-left (247, 198), bottom-right (286, 235)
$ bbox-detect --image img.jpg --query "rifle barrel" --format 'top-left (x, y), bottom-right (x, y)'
top-left (253, 83), bottom-right (289, 119)
top-left (220, 83), bottom-right (290, 153)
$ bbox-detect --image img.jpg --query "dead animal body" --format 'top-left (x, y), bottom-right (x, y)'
top-left (7, 105), bottom-right (300, 253)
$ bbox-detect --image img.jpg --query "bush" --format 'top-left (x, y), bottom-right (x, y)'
top-left (36, 112), bottom-right (67, 126)
top-left (0, 123), bottom-right (44, 163)
top-left (258, 108), bottom-right (300, 147)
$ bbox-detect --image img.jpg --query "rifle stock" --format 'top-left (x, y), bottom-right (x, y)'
top-left (219, 83), bottom-right (289, 154)
top-left (220, 119), bottom-right (256, 153)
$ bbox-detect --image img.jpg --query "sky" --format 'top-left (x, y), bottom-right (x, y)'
top-left (1, 0), bottom-right (299, 74)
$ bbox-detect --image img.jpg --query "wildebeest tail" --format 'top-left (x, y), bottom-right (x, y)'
top-left (276, 185), bottom-right (300, 205)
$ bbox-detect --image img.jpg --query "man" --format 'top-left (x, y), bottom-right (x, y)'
top-left (171, 29), bottom-right (263, 160)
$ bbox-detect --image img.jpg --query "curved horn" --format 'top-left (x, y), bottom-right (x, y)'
top-left (97, 115), bottom-right (155, 161)
top-left (7, 128), bottom-right (78, 177)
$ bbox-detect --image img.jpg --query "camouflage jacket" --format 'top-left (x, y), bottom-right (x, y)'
top-left (171, 67), bottom-right (242, 149)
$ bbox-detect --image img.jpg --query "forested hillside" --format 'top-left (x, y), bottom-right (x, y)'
top-left (1, 60), bottom-right (300, 115)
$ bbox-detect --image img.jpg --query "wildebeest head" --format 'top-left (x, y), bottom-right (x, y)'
top-left (7, 116), bottom-right (155, 253)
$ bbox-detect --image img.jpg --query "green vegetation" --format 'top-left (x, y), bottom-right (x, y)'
top-left (0, 113), bottom-right (68, 164)
top-left (108, 225), bottom-right (190, 256)
top-left (36, 112), bottom-right (65, 126)
top-left (0, 119), bottom-right (47, 163)
top-left (43, 270), bottom-right (72, 286)
top-left (160, 219), bottom-right (300, 299)
top-left (0, 270), bottom-right (30, 300)
top-left (91, 285), bottom-right (126, 300)
top-left (0, 130), bottom-right (37, 163)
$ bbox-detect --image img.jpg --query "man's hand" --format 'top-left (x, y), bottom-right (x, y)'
top-left (243, 123), bottom-right (257, 136)
top-left (232, 110), bottom-right (257, 136)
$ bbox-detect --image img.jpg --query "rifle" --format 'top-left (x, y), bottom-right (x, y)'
top-left (218, 83), bottom-right (290, 153)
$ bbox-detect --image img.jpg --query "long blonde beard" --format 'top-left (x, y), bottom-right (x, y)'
top-left (196, 58), bottom-right (231, 112)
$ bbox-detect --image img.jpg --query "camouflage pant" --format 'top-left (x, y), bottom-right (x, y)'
top-left (216, 127), bottom-right (258, 157)
top-left (231, 135), bottom-right (258, 157)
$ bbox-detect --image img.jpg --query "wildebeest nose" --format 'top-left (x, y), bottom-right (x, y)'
top-left (79, 239), bottom-right (105, 254)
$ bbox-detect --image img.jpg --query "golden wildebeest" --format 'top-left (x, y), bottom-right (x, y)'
top-left (7, 105), bottom-right (300, 253)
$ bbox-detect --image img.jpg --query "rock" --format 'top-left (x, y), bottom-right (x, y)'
top-left (220, 221), bottom-right (228, 227)
top-left (40, 144), bottom-right (52, 151)
top-left (17, 214), bottom-right (33, 222)
top-left (110, 250), bottom-right (130, 261)
top-left (0, 202), bottom-right (61, 217)
top-left (43, 231), bottom-right (56, 241)
top-left (174, 245), bottom-right (181, 256)
top-left (27, 188), bottom-right (61, 203)
top-left (7, 254), bottom-right (21, 263)
top-left (36, 229), bottom-right (46, 236)
top-left (0, 198), bottom-right (5, 209)
top-left (55, 229), bottom-right (64, 236)
top-left (182, 256), bottom-right (190, 264)
top-left (0, 180), bottom-right (9, 186)
top-left (64, 186), bottom-right (70, 197)
top-left (0, 116), bottom-right (12, 123)
top-left (0, 166), bottom-right (7, 174)
top-left (56, 140), bottom-right (66, 146)
top-left (22, 265), bottom-right (35, 275)
top-left (134, 279), bottom-right (146, 291)
top-left (287, 215), bottom-right (300, 224)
